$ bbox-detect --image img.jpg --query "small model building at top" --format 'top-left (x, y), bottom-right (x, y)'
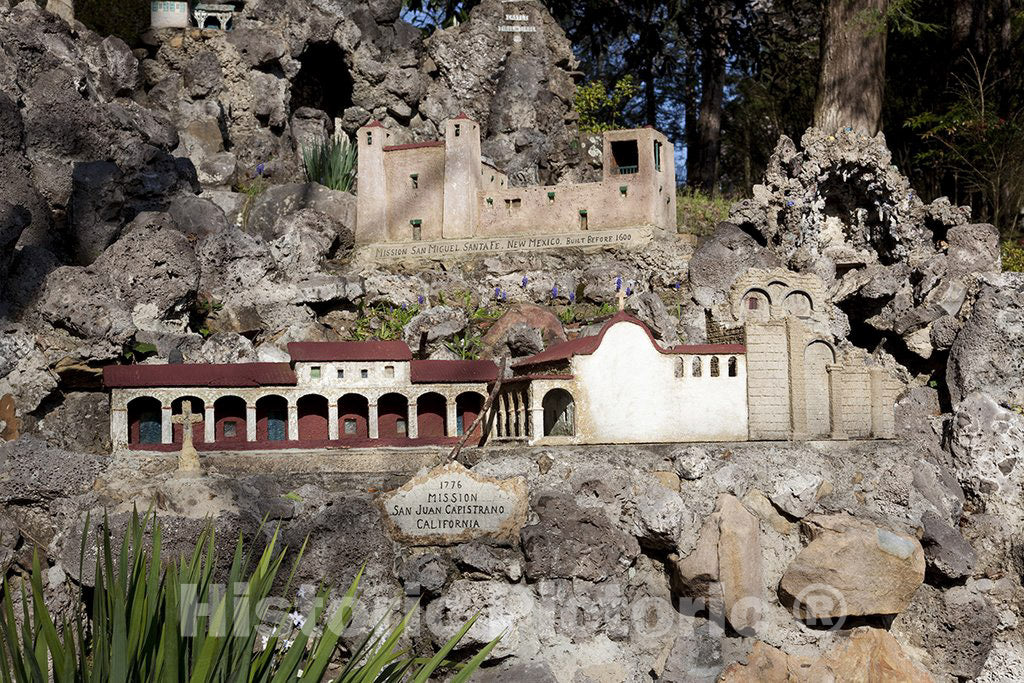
top-left (355, 115), bottom-right (677, 245)
top-left (150, 1), bottom-right (240, 30)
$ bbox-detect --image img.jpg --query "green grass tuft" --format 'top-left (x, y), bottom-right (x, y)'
top-left (676, 189), bottom-right (731, 236)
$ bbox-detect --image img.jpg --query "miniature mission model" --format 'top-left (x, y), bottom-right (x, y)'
top-left (104, 270), bottom-right (901, 452)
top-left (354, 115), bottom-right (677, 249)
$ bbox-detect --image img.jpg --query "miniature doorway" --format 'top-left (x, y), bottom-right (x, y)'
top-left (297, 394), bottom-right (329, 440)
top-left (804, 341), bottom-right (835, 437)
top-left (542, 389), bottom-right (575, 437)
top-left (416, 392), bottom-right (446, 438)
top-left (128, 397), bottom-right (162, 446)
top-left (456, 391), bottom-right (484, 437)
top-left (214, 396), bottom-right (246, 444)
top-left (378, 393), bottom-right (409, 439)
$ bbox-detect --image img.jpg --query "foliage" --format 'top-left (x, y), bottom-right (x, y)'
top-left (557, 306), bottom-right (577, 325)
top-left (190, 296), bottom-right (224, 339)
top-left (574, 76), bottom-right (640, 133)
top-left (906, 54), bottom-right (1024, 236)
top-left (303, 135), bottom-right (358, 193)
top-left (444, 331), bottom-right (484, 360)
top-left (74, 0), bottom-right (148, 46)
top-left (121, 341), bottom-right (158, 363)
top-left (0, 509), bottom-right (496, 682)
top-left (1002, 238), bottom-right (1024, 272)
top-left (352, 303), bottom-right (420, 341)
top-left (676, 188), bottom-right (731, 236)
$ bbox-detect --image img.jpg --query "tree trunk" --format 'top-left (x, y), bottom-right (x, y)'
top-left (814, 0), bottom-right (888, 135)
top-left (686, 3), bottom-right (730, 195)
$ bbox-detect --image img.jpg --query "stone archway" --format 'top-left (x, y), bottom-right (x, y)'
top-left (172, 396), bottom-right (205, 445)
top-left (338, 393), bottom-right (369, 439)
top-left (297, 394), bottom-right (329, 441)
top-left (127, 396), bottom-right (162, 446)
top-left (378, 393), bottom-right (409, 439)
top-left (416, 392), bottom-right (447, 438)
top-left (256, 395), bottom-right (288, 443)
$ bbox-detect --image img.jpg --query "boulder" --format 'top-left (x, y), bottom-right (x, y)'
top-left (32, 392), bottom-right (111, 454)
top-left (631, 291), bottom-right (676, 343)
top-left (402, 306), bottom-right (469, 357)
top-left (38, 266), bottom-right (135, 344)
top-left (521, 493), bottom-right (639, 582)
top-left (68, 160), bottom-right (125, 264)
top-left (718, 641), bottom-right (813, 682)
top-left (668, 495), bottom-right (764, 634)
top-left (947, 274), bottom-right (1024, 406)
top-left (688, 222), bottom-right (780, 308)
top-left (892, 584), bottom-right (997, 680)
top-left (947, 391), bottom-right (1024, 509)
top-left (768, 469), bottom-right (824, 519)
top-left (779, 515), bottom-right (925, 620)
top-left (168, 194), bottom-right (230, 238)
top-left (920, 510), bottom-right (976, 582)
top-left (480, 303), bottom-right (566, 356)
top-left (629, 477), bottom-right (696, 553)
top-left (246, 183), bottom-right (356, 241)
top-left (424, 580), bottom-right (535, 659)
top-left (397, 552), bottom-right (448, 596)
top-left (717, 495), bottom-right (764, 634)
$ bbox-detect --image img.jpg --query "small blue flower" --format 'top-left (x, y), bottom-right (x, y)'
top-left (501, 291), bottom-right (508, 302)
top-left (672, 282), bottom-right (680, 290)
top-left (401, 303), bottom-right (407, 310)
top-left (786, 200), bottom-right (795, 207)
top-left (616, 276), bottom-right (622, 292)
top-left (255, 162), bottom-right (266, 176)
top-left (521, 276), bottom-right (528, 288)
top-left (626, 286), bottom-right (633, 296)
top-left (551, 285), bottom-right (558, 299)
top-left (495, 286), bottom-right (501, 299)
top-left (569, 292), bottom-right (576, 303)
top-left (417, 295), bottom-right (425, 305)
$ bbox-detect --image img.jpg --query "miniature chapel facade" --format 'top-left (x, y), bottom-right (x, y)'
top-left (355, 116), bottom-right (677, 245)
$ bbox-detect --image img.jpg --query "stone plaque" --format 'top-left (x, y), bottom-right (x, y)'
top-left (379, 462), bottom-right (528, 546)
top-left (359, 227), bottom-right (652, 262)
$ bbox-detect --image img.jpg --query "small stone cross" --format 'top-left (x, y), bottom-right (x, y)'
top-left (617, 289), bottom-right (627, 312)
top-left (172, 400), bottom-right (203, 474)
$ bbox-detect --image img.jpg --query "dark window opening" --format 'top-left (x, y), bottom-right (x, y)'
top-left (344, 418), bottom-right (357, 435)
top-left (710, 357), bottom-right (720, 377)
top-left (748, 298), bottom-right (759, 310)
top-left (611, 140), bottom-right (639, 175)
top-left (454, 124), bottom-right (461, 137)
top-left (728, 357), bottom-right (738, 377)
top-left (505, 198), bottom-right (522, 216)
top-left (654, 140), bottom-right (662, 171)
top-left (410, 173), bottom-right (418, 188)
top-left (692, 358), bottom-right (702, 377)
top-left (360, 369), bottom-right (368, 378)
top-left (579, 209), bottom-right (588, 230)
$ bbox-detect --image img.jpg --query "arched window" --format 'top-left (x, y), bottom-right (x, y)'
top-left (378, 393), bottom-right (409, 439)
top-left (542, 389), bottom-right (575, 437)
top-left (256, 395), bottom-right (288, 442)
top-left (728, 356), bottom-right (738, 377)
top-left (127, 397), bottom-right (162, 446)
top-left (691, 357), bottom-right (703, 377)
top-left (213, 396), bottom-right (246, 444)
top-left (710, 357), bottom-right (720, 377)
top-left (172, 396), bottom-right (205, 445)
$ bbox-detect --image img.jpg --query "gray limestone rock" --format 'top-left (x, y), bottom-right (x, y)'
top-left (398, 552), bottom-right (449, 596)
top-left (687, 223), bottom-right (780, 309)
top-left (947, 274), bottom-right (1024, 406)
top-left (246, 183), bottom-right (356, 242)
top-left (521, 493), bottom-right (640, 582)
top-left (168, 194), bottom-right (230, 238)
top-left (920, 510), bottom-right (977, 583)
top-left (268, 208), bottom-right (346, 275)
top-left (401, 306), bottom-right (469, 358)
top-left (424, 580), bottom-right (536, 659)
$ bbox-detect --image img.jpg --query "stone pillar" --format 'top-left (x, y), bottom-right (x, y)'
top-left (869, 366), bottom-right (891, 438)
top-left (407, 400), bottom-right (418, 439)
top-left (530, 406), bottom-right (544, 442)
top-left (368, 402), bottom-right (379, 439)
top-left (246, 405), bottom-right (257, 442)
top-left (446, 398), bottom-right (458, 437)
top-left (111, 408), bottom-right (128, 448)
top-left (287, 404), bottom-right (298, 441)
top-left (786, 317), bottom-right (808, 440)
top-left (514, 392), bottom-right (524, 437)
top-left (328, 401), bottom-right (339, 440)
top-left (204, 406), bottom-right (215, 443)
top-left (827, 365), bottom-right (847, 440)
top-left (161, 405), bottom-right (173, 444)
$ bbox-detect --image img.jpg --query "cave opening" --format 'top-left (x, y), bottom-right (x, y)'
top-left (290, 42), bottom-right (354, 129)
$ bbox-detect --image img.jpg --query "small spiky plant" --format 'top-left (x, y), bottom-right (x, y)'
top-left (0, 510), bottom-right (496, 682)
top-left (303, 135), bottom-right (358, 193)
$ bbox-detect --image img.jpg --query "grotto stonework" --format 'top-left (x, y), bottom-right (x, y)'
top-left (1, 1), bottom-right (1023, 681)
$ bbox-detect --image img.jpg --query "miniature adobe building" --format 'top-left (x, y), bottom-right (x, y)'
top-left (355, 116), bottom-right (677, 245)
top-left (490, 275), bottom-right (902, 445)
top-left (103, 342), bottom-right (496, 451)
top-left (150, 1), bottom-right (190, 29)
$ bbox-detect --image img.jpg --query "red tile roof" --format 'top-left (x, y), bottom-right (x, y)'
top-left (364, 120), bottom-right (385, 128)
top-left (453, 112), bottom-right (475, 121)
top-left (512, 312), bottom-right (745, 368)
top-left (382, 141), bottom-right (444, 152)
top-left (287, 341), bottom-right (412, 362)
top-left (103, 363), bottom-right (297, 388)
top-left (411, 359), bottom-right (498, 384)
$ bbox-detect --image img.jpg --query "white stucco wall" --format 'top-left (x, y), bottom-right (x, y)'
top-left (571, 322), bottom-right (748, 443)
